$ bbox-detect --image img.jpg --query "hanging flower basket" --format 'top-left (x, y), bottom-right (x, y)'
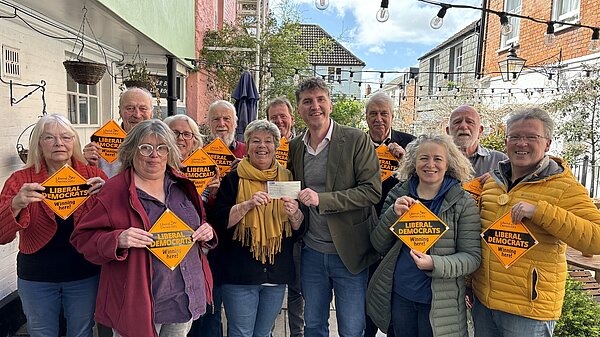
top-left (63, 60), bottom-right (107, 85)
top-left (123, 79), bottom-right (153, 90)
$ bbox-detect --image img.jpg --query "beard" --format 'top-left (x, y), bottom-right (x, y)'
top-left (208, 132), bottom-right (236, 147)
top-left (454, 135), bottom-right (477, 153)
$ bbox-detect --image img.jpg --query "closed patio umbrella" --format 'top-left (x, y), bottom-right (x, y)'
top-left (232, 71), bottom-right (259, 142)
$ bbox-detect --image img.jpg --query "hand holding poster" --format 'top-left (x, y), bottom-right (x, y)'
top-left (181, 148), bottom-right (218, 194)
top-left (481, 212), bottom-right (538, 269)
top-left (389, 202), bottom-right (448, 253)
top-left (203, 138), bottom-right (237, 177)
top-left (275, 137), bottom-right (289, 168)
top-left (147, 209), bottom-right (195, 270)
top-left (463, 178), bottom-right (483, 206)
top-left (376, 144), bottom-right (399, 182)
top-left (90, 120), bottom-right (126, 163)
top-left (41, 164), bottom-right (90, 219)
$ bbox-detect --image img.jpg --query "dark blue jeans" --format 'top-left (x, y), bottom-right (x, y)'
top-left (391, 292), bottom-right (433, 337)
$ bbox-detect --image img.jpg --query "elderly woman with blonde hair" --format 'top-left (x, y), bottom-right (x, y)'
top-left (0, 114), bottom-right (106, 337)
top-left (210, 119), bottom-right (303, 337)
top-left (367, 134), bottom-right (481, 337)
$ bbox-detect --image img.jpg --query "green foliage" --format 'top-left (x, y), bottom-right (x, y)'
top-left (480, 128), bottom-right (506, 153)
top-left (554, 276), bottom-right (600, 337)
top-left (331, 94), bottom-right (365, 130)
top-left (545, 71), bottom-right (600, 167)
top-left (561, 142), bottom-right (589, 165)
top-left (126, 60), bottom-right (154, 83)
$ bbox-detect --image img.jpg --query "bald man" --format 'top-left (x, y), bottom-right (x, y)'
top-left (446, 105), bottom-right (507, 178)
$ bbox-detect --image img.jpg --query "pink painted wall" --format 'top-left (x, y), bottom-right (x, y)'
top-left (186, 0), bottom-right (238, 124)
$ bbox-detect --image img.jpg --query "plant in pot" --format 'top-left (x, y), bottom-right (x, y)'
top-left (123, 60), bottom-right (155, 91)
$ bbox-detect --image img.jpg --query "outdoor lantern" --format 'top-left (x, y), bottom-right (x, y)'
top-left (498, 47), bottom-right (526, 83)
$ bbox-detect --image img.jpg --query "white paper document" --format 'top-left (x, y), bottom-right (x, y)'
top-left (267, 181), bottom-right (301, 199)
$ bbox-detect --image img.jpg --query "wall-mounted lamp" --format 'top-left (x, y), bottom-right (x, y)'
top-left (498, 47), bottom-right (525, 83)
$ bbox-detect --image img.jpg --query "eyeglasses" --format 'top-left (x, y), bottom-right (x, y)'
top-left (42, 135), bottom-right (75, 144)
top-left (138, 144), bottom-right (170, 156)
top-left (172, 131), bottom-right (194, 140)
top-left (506, 134), bottom-right (547, 143)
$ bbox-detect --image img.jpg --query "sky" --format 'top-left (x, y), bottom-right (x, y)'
top-left (271, 0), bottom-right (482, 84)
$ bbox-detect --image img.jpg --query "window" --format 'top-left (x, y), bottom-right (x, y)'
top-left (428, 56), bottom-right (440, 95)
top-left (327, 67), bottom-right (342, 83)
top-left (449, 43), bottom-right (463, 85)
top-left (67, 75), bottom-right (99, 125)
top-left (552, 0), bottom-right (579, 23)
top-left (501, 0), bottom-right (521, 48)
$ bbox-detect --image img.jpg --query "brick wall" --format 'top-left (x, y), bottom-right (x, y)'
top-left (482, 0), bottom-right (600, 80)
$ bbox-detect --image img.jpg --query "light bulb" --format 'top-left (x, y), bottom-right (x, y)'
top-left (501, 22), bottom-right (513, 36)
top-left (430, 16), bottom-right (443, 29)
top-left (544, 33), bottom-right (557, 47)
top-left (589, 29), bottom-right (600, 52)
top-left (430, 6), bottom-right (447, 29)
top-left (315, 0), bottom-right (329, 10)
top-left (376, 7), bottom-right (389, 22)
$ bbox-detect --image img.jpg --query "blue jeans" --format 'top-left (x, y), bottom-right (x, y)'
top-left (391, 293), bottom-right (432, 337)
top-left (18, 275), bottom-right (99, 337)
top-left (221, 284), bottom-right (286, 337)
top-left (472, 298), bottom-right (556, 337)
top-left (301, 246), bottom-right (368, 337)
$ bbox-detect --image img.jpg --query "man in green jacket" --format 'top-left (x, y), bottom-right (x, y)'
top-left (287, 77), bottom-right (381, 337)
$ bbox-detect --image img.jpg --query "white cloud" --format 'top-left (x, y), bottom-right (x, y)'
top-left (273, 0), bottom-right (482, 49)
top-left (368, 46), bottom-right (385, 54)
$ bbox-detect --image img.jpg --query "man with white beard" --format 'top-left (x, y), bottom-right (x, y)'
top-left (207, 100), bottom-right (247, 159)
top-left (446, 105), bottom-right (507, 178)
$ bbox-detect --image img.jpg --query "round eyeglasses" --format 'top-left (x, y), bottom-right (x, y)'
top-left (138, 144), bottom-right (170, 156)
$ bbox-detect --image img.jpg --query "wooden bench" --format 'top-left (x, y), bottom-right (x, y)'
top-left (566, 246), bottom-right (600, 283)
top-left (568, 266), bottom-right (600, 302)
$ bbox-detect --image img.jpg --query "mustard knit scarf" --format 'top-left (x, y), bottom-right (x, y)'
top-left (234, 158), bottom-right (293, 264)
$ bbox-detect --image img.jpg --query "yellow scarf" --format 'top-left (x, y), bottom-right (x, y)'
top-left (235, 158), bottom-right (293, 264)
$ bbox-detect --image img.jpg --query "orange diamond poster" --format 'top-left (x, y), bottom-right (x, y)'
top-left (463, 178), bottom-right (483, 206)
top-left (90, 120), bottom-right (126, 163)
top-left (481, 212), bottom-right (538, 269)
top-left (203, 138), bottom-right (237, 177)
top-left (181, 148), bottom-right (218, 194)
top-left (41, 164), bottom-right (90, 220)
top-left (376, 145), bottom-right (399, 182)
top-left (276, 137), bottom-right (289, 168)
top-left (147, 209), bottom-right (195, 270)
top-left (389, 202), bottom-right (448, 253)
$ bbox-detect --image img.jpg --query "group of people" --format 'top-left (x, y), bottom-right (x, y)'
top-left (0, 76), bottom-right (599, 337)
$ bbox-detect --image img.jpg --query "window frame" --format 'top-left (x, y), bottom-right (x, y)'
top-left (66, 76), bottom-right (100, 126)
top-left (552, 0), bottom-right (580, 24)
top-left (428, 56), bottom-right (440, 95)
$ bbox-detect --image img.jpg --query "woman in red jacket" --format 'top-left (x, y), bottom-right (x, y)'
top-left (71, 119), bottom-right (216, 337)
top-left (0, 114), bottom-right (107, 337)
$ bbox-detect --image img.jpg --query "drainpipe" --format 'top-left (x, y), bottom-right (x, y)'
top-left (475, 0), bottom-right (488, 79)
top-left (167, 55), bottom-right (176, 116)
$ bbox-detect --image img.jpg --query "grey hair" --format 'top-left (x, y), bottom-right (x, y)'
top-left (398, 134), bottom-right (474, 183)
top-left (365, 92), bottom-right (394, 114)
top-left (25, 114), bottom-right (84, 173)
top-left (506, 107), bottom-right (555, 139)
top-left (266, 97), bottom-right (294, 118)
top-left (118, 119), bottom-right (182, 172)
top-left (244, 119), bottom-right (281, 146)
top-left (295, 77), bottom-right (330, 102)
top-left (118, 87), bottom-right (153, 109)
top-left (208, 100), bottom-right (238, 126)
top-left (163, 114), bottom-right (203, 151)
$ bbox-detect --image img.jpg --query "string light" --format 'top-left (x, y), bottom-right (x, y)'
top-left (376, 0), bottom-right (390, 23)
top-left (589, 28), bottom-right (600, 52)
top-left (499, 12), bottom-right (513, 36)
top-left (315, 0), bottom-right (329, 10)
top-left (430, 5), bottom-right (448, 29)
top-left (544, 22), bottom-right (557, 47)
